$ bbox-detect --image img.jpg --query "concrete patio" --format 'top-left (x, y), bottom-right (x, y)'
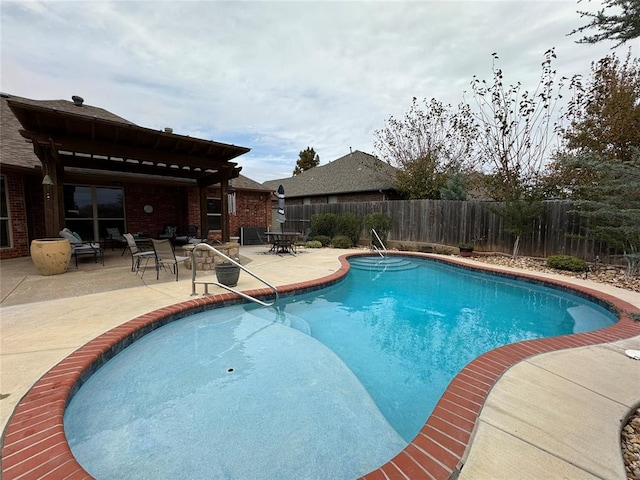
top-left (1, 246), bottom-right (639, 479)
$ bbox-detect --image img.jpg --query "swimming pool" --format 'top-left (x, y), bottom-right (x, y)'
top-left (63, 255), bottom-right (618, 479)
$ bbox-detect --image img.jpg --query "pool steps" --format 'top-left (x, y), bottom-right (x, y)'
top-left (349, 256), bottom-right (418, 272)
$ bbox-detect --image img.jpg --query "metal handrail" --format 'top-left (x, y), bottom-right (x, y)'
top-left (190, 243), bottom-right (279, 307)
top-left (371, 228), bottom-right (387, 258)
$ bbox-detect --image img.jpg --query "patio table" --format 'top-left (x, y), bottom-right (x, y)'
top-left (264, 231), bottom-right (299, 255)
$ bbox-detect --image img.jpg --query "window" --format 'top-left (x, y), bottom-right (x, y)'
top-left (64, 185), bottom-right (125, 240)
top-left (0, 176), bottom-right (10, 248)
top-left (207, 197), bottom-right (222, 231)
top-left (328, 195), bottom-right (338, 204)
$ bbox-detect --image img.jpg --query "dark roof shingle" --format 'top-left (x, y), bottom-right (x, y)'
top-left (262, 150), bottom-right (397, 197)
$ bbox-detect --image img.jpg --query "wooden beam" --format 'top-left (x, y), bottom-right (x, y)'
top-left (221, 179), bottom-right (229, 242)
top-left (27, 132), bottom-right (240, 169)
top-left (59, 154), bottom-right (221, 180)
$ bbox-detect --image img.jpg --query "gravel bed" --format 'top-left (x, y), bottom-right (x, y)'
top-left (468, 254), bottom-right (640, 293)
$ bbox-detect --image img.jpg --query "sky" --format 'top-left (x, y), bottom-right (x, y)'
top-left (1, 1), bottom-right (634, 183)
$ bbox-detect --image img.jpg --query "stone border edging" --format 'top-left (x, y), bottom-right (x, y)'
top-left (1, 252), bottom-right (638, 480)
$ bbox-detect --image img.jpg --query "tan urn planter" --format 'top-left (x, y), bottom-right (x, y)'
top-left (30, 238), bottom-right (72, 275)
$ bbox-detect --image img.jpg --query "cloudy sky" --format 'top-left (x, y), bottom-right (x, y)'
top-left (1, 1), bottom-right (631, 183)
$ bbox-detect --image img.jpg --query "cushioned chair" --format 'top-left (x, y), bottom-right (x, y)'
top-left (59, 228), bottom-right (104, 268)
top-left (150, 238), bottom-right (189, 281)
top-left (123, 233), bottom-right (156, 273)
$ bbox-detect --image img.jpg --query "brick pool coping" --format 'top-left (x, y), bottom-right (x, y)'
top-left (2, 252), bottom-right (639, 480)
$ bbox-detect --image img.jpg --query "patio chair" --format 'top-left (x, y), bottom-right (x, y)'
top-left (123, 233), bottom-right (155, 273)
top-left (150, 238), bottom-right (189, 281)
top-left (59, 228), bottom-right (104, 268)
top-left (105, 227), bottom-right (127, 253)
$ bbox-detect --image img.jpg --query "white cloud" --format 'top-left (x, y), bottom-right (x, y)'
top-left (1, 0), bottom-right (632, 182)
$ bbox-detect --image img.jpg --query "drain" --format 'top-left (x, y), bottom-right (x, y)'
top-left (226, 367), bottom-right (234, 373)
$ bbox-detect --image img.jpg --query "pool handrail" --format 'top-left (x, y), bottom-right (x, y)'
top-left (190, 243), bottom-right (279, 307)
top-left (371, 228), bottom-right (387, 257)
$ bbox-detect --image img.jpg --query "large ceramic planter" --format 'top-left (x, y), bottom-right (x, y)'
top-left (215, 262), bottom-right (240, 287)
top-left (30, 238), bottom-right (72, 276)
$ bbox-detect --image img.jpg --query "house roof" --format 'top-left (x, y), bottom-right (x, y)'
top-left (262, 150), bottom-right (397, 197)
top-left (230, 174), bottom-right (271, 191)
top-left (1, 93), bottom-right (134, 172)
top-left (1, 93), bottom-right (249, 185)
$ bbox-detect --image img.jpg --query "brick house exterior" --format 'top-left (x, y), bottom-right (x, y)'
top-left (0, 93), bottom-right (270, 260)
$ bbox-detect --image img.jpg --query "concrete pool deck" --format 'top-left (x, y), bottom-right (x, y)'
top-left (1, 246), bottom-right (639, 479)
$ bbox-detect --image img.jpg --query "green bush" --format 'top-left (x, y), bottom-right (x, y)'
top-left (305, 240), bottom-right (323, 248)
top-left (331, 235), bottom-right (353, 249)
top-left (311, 235), bottom-right (331, 246)
top-left (364, 213), bottom-right (392, 246)
top-left (311, 213), bottom-right (338, 238)
top-left (335, 213), bottom-right (362, 245)
top-left (546, 255), bottom-right (588, 272)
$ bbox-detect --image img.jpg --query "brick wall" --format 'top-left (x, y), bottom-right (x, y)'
top-left (2, 175), bottom-right (272, 259)
top-left (209, 187), bottom-right (271, 237)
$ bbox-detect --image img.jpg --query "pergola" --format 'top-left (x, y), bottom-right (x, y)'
top-left (8, 99), bottom-right (250, 240)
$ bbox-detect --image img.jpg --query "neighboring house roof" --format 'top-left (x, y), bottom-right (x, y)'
top-left (262, 150), bottom-right (397, 197)
top-left (230, 174), bottom-right (271, 192)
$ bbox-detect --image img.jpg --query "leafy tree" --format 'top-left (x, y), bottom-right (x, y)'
top-left (374, 98), bottom-right (477, 199)
top-left (564, 51), bottom-right (640, 162)
top-left (293, 147), bottom-right (320, 176)
top-left (556, 151), bottom-right (640, 277)
top-left (569, 0), bottom-right (640, 47)
top-left (543, 51), bottom-right (640, 197)
top-left (440, 172), bottom-right (468, 200)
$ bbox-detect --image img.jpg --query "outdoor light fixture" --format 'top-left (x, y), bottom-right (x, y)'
top-left (41, 174), bottom-right (54, 186)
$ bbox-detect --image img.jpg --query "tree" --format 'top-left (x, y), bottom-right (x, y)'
top-left (468, 49), bottom-right (566, 201)
top-left (564, 51), bottom-right (640, 162)
top-left (439, 172), bottom-right (468, 200)
top-left (467, 49), bottom-right (568, 257)
top-left (293, 147), bottom-right (320, 176)
top-left (374, 98), bottom-right (477, 199)
top-left (555, 151), bottom-right (640, 277)
top-left (570, 0), bottom-right (640, 47)
top-left (543, 51), bottom-right (640, 197)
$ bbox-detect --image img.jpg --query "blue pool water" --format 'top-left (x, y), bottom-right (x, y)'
top-left (64, 256), bottom-right (617, 479)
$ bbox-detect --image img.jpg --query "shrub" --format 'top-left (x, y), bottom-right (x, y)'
top-left (331, 235), bottom-right (353, 249)
top-left (311, 235), bottom-right (331, 246)
top-left (311, 213), bottom-right (338, 238)
top-left (546, 255), bottom-right (588, 272)
top-left (305, 240), bottom-right (323, 248)
top-left (364, 213), bottom-right (392, 246)
top-left (335, 213), bottom-right (362, 245)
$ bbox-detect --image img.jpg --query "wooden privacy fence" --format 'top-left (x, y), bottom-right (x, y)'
top-left (284, 199), bottom-right (608, 261)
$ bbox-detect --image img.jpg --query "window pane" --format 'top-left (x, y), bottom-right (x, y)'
top-left (0, 220), bottom-right (8, 247)
top-left (64, 186), bottom-right (92, 218)
top-left (207, 198), bottom-right (221, 214)
top-left (0, 176), bottom-right (7, 217)
top-left (207, 216), bottom-right (221, 231)
top-left (96, 187), bottom-right (124, 218)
